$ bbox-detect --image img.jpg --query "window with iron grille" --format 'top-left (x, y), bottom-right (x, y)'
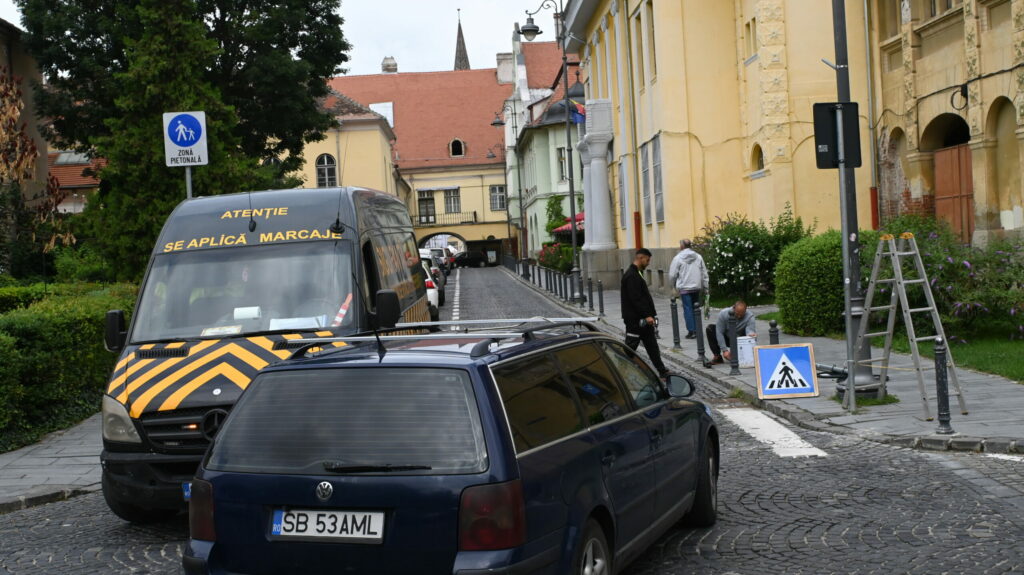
top-left (557, 147), bottom-right (568, 181)
top-left (417, 190), bottom-right (436, 224)
top-left (490, 185), bottom-right (507, 211)
top-left (618, 160), bottom-right (628, 229)
top-left (653, 135), bottom-right (664, 223)
top-left (640, 143), bottom-right (651, 224)
top-left (315, 154), bottom-right (337, 187)
top-left (444, 189), bottom-right (461, 213)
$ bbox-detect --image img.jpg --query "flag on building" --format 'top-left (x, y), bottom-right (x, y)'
top-left (569, 99), bottom-right (586, 124)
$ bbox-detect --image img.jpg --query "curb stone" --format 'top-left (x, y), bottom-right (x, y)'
top-left (501, 266), bottom-right (1024, 455)
top-left (0, 483), bottom-right (100, 515)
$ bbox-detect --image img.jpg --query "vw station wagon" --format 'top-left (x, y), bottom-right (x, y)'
top-left (183, 318), bottom-right (719, 575)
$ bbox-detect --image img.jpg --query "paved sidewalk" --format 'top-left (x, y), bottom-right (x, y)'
top-left (0, 413), bottom-right (102, 513)
top-left (509, 266), bottom-right (1024, 454)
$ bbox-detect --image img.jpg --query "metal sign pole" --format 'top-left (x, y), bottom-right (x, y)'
top-left (835, 104), bottom-right (856, 413)
top-left (186, 166), bottom-right (193, 199)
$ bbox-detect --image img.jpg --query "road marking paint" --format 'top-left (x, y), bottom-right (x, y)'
top-left (716, 407), bottom-right (828, 458)
top-left (986, 453), bottom-right (1024, 463)
top-left (450, 269), bottom-right (461, 326)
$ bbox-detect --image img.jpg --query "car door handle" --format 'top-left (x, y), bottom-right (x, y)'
top-left (601, 452), bottom-right (616, 466)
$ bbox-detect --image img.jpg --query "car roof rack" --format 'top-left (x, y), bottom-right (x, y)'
top-left (284, 316), bottom-right (601, 359)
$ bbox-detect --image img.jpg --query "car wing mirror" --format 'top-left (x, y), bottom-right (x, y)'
top-left (373, 289), bottom-right (401, 329)
top-left (666, 374), bottom-right (695, 398)
top-left (104, 310), bottom-right (127, 353)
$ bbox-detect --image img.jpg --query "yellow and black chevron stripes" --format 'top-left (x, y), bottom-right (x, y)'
top-left (107, 331), bottom-right (348, 416)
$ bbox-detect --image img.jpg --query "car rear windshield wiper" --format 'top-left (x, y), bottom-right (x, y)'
top-left (321, 461), bottom-right (432, 473)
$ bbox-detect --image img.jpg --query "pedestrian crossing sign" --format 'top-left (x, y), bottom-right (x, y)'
top-left (754, 343), bottom-right (819, 399)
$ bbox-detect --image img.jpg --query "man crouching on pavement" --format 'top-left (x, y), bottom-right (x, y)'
top-left (707, 300), bottom-right (756, 364)
top-left (621, 248), bottom-right (671, 378)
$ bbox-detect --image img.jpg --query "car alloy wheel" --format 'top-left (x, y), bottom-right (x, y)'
top-left (574, 519), bottom-right (610, 575)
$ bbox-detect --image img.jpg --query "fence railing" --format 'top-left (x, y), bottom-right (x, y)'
top-left (413, 211), bottom-right (478, 226)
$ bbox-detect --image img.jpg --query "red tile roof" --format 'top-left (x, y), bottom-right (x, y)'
top-left (47, 152), bottom-right (105, 189)
top-left (521, 42), bottom-right (567, 89)
top-left (329, 68), bottom-right (509, 171)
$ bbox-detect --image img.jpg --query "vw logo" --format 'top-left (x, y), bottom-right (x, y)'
top-left (315, 481), bottom-right (334, 501)
top-left (200, 408), bottom-right (229, 441)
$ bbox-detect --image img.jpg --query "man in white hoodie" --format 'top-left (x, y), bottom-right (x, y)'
top-left (668, 239), bottom-right (709, 339)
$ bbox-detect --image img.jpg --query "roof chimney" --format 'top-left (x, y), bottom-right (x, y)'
top-left (381, 56), bottom-right (398, 74)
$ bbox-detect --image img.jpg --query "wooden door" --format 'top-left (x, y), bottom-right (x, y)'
top-left (933, 144), bottom-right (974, 243)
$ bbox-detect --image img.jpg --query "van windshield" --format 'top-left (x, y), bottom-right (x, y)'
top-left (131, 241), bottom-right (354, 343)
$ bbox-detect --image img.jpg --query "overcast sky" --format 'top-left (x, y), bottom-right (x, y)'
top-left (0, 1), bottom-right (549, 76)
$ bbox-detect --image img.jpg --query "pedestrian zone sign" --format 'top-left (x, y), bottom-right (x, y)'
top-left (754, 343), bottom-right (820, 400)
top-left (163, 111), bottom-right (208, 167)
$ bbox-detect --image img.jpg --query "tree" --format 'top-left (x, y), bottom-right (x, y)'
top-left (0, 66), bottom-right (40, 275)
top-left (84, 0), bottom-right (265, 280)
top-left (16, 0), bottom-right (350, 176)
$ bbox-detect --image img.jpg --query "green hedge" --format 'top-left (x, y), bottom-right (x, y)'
top-left (0, 283), bottom-right (107, 314)
top-left (775, 230), bottom-right (879, 336)
top-left (0, 284), bottom-right (137, 452)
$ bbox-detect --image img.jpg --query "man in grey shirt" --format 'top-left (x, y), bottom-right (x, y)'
top-left (706, 300), bottom-right (756, 364)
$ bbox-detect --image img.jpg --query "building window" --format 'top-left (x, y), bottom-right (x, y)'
top-left (745, 18), bottom-right (758, 60)
top-left (490, 185), bottom-right (507, 211)
top-left (417, 190), bottom-right (436, 224)
top-left (929, 0), bottom-right (960, 17)
top-left (634, 14), bottom-right (645, 86)
top-left (640, 142), bottom-right (651, 225)
top-left (450, 139), bottom-right (466, 157)
top-left (316, 154), bottom-right (337, 187)
top-left (751, 144), bottom-right (765, 171)
top-left (618, 159), bottom-right (628, 229)
top-left (557, 147), bottom-right (568, 181)
top-left (652, 135), bottom-right (663, 223)
top-left (645, 1), bottom-right (657, 78)
top-left (444, 189), bottom-right (461, 213)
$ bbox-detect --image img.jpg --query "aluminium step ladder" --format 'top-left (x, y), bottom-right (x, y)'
top-left (853, 232), bottom-right (967, 420)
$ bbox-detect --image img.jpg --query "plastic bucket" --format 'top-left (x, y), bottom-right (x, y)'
top-left (737, 336), bottom-right (756, 367)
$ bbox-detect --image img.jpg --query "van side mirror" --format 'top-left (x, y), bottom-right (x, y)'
top-left (665, 374), bottom-right (695, 398)
top-left (104, 310), bottom-right (127, 352)
top-left (373, 290), bottom-right (401, 329)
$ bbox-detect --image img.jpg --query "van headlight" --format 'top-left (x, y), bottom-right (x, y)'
top-left (102, 395), bottom-right (141, 444)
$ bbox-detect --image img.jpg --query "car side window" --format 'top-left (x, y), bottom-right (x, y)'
top-left (492, 354), bottom-right (585, 454)
top-left (600, 342), bottom-right (665, 409)
top-left (555, 344), bottom-right (630, 425)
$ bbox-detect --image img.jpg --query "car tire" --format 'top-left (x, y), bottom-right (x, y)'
top-left (101, 471), bottom-right (179, 524)
top-left (572, 518), bottom-right (612, 575)
top-left (683, 436), bottom-right (718, 527)
top-left (477, 261), bottom-right (485, 268)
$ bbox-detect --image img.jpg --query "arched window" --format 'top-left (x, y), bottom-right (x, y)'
top-left (449, 139), bottom-right (465, 157)
top-left (316, 154), bottom-right (337, 187)
top-left (751, 144), bottom-right (765, 171)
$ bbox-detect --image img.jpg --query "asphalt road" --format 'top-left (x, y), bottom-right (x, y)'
top-left (1, 266), bottom-right (1021, 574)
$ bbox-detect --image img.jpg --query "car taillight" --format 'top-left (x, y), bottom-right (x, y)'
top-left (189, 479), bottom-right (216, 541)
top-left (425, 278), bottom-right (436, 289)
top-left (459, 480), bottom-right (525, 551)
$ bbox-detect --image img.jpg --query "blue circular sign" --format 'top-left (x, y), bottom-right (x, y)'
top-left (167, 114), bottom-right (203, 147)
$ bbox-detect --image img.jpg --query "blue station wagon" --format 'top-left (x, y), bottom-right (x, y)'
top-left (183, 321), bottom-right (719, 574)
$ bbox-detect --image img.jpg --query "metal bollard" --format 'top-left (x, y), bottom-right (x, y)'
top-left (587, 277), bottom-right (594, 312)
top-left (561, 274), bottom-right (567, 301)
top-left (934, 337), bottom-right (955, 435)
top-left (547, 269), bottom-right (553, 293)
top-left (694, 296), bottom-right (708, 364)
top-left (597, 280), bottom-right (605, 316)
top-left (670, 297), bottom-right (681, 350)
top-left (769, 320), bottom-right (780, 345)
top-left (728, 309), bottom-right (741, 375)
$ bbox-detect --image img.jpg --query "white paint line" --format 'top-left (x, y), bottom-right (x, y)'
top-left (986, 453), bottom-right (1024, 463)
top-left (716, 407), bottom-right (828, 458)
top-left (451, 269), bottom-right (461, 324)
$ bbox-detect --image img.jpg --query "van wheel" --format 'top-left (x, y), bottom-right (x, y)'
top-left (683, 436), bottom-right (718, 527)
top-left (572, 519), bottom-right (611, 575)
top-left (102, 472), bottom-right (178, 524)
top-left (477, 261), bottom-right (485, 268)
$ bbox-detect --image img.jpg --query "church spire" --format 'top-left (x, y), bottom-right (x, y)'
top-left (454, 9), bottom-right (470, 71)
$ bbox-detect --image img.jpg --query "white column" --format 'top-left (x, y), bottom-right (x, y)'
top-left (585, 133), bottom-right (616, 250)
top-left (577, 139), bottom-right (592, 251)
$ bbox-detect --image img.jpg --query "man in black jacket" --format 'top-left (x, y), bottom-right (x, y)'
top-left (621, 248), bottom-right (670, 378)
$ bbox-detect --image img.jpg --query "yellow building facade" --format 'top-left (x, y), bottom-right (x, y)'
top-left (871, 0), bottom-right (1024, 244)
top-left (564, 0), bottom-right (875, 289)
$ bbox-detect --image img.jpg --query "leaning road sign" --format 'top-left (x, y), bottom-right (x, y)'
top-left (754, 343), bottom-right (820, 400)
top-left (163, 111), bottom-right (208, 167)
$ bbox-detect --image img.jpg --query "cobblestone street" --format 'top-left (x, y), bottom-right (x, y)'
top-left (0, 268), bottom-right (1021, 574)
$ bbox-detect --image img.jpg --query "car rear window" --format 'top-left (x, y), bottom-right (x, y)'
top-left (206, 368), bottom-right (487, 475)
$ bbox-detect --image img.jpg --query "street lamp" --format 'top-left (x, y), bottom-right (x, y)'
top-left (491, 101), bottom-right (530, 279)
top-left (520, 0), bottom-right (581, 301)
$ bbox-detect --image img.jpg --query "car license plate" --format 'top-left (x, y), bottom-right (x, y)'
top-left (271, 509), bottom-right (384, 542)
top-left (182, 482), bottom-right (191, 501)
